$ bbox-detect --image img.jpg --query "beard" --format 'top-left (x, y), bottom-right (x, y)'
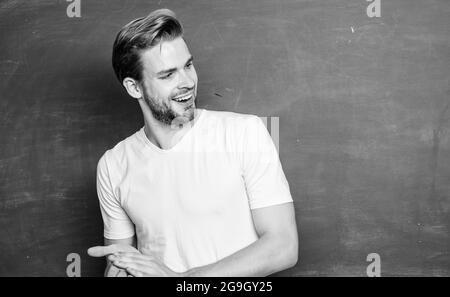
top-left (142, 87), bottom-right (195, 126)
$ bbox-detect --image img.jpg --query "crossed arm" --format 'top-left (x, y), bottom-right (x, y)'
top-left (88, 202), bottom-right (298, 277)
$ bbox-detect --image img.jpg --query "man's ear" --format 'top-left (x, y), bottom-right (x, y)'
top-left (122, 77), bottom-right (142, 99)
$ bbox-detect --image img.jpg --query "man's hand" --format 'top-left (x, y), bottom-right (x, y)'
top-left (88, 244), bottom-right (179, 277)
top-left (107, 252), bottom-right (180, 277)
top-left (105, 261), bottom-right (129, 277)
top-left (88, 244), bottom-right (140, 277)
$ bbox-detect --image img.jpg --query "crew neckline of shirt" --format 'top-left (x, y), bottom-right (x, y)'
top-left (137, 108), bottom-right (206, 154)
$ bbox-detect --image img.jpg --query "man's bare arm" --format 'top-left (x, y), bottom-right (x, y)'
top-left (183, 202), bottom-right (298, 277)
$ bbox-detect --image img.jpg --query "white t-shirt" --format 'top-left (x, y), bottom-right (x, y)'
top-left (96, 108), bottom-right (293, 273)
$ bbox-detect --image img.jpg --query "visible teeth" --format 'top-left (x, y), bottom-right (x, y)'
top-left (173, 94), bottom-right (191, 102)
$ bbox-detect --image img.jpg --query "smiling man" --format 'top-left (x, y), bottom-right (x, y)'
top-left (88, 8), bottom-right (298, 277)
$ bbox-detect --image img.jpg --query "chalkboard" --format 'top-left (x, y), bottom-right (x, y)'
top-left (0, 0), bottom-right (449, 276)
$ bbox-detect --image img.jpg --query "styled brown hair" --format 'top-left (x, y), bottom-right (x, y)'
top-left (112, 9), bottom-right (183, 84)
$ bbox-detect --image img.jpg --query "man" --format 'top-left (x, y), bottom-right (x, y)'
top-left (88, 8), bottom-right (298, 277)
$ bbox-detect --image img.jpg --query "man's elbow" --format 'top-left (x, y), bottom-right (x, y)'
top-left (285, 236), bottom-right (299, 268)
top-left (272, 233), bottom-right (298, 270)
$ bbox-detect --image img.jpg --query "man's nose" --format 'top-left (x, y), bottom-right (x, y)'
top-left (178, 70), bottom-right (195, 89)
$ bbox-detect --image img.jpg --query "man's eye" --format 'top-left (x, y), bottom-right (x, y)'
top-left (160, 73), bottom-right (173, 79)
top-left (186, 62), bottom-right (193, 69)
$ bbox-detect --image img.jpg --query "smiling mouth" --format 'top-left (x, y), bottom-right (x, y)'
top-left (172, 92), bottom-right (193, 103)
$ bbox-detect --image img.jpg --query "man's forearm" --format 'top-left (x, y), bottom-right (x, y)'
top-left (181, 234), bottom-right (298, 277)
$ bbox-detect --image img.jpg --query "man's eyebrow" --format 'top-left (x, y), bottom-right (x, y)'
top-left (185, 56), bottom-right (194, 65)
top-left (156, 56), bottom-right (194, 76)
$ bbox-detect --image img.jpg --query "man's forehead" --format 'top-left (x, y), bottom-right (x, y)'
top-left (140, 37), bottom-right (191, 74)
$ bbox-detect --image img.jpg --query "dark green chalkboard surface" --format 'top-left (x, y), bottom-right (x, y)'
top-left (0, 0), bottom-right (449, 276)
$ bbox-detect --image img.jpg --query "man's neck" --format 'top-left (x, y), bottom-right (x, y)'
top-left (143, 109), bottom-right (201, 150)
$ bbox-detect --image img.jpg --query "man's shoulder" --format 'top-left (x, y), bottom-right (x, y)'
top-left (203, 109), bottom-right (261, 127)
top-left (97, 128), bottom-right (142, 168)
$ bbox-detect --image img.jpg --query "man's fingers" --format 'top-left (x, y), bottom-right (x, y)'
top-left (87, 244), bottom-right (138, 257)
top-left (112, 257), bottom-right (151, 268)
top-left (114, 269), bottom-right (129, 277)
top-left (87, 246), bottom-right (113, 257)
top-left (105, 263), bottom-right (128, 277)
top-left (113, 262), bottom-right (146, 277)
top-left (112, 252), bottom-right (155, 262)
top-left (127, 267), bottom-right (143, 277)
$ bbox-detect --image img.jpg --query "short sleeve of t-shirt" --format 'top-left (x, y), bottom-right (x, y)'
top-left (96, 153), bottom-right (135, 240)
top-left (240, 116), bottom-right (293, 209)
